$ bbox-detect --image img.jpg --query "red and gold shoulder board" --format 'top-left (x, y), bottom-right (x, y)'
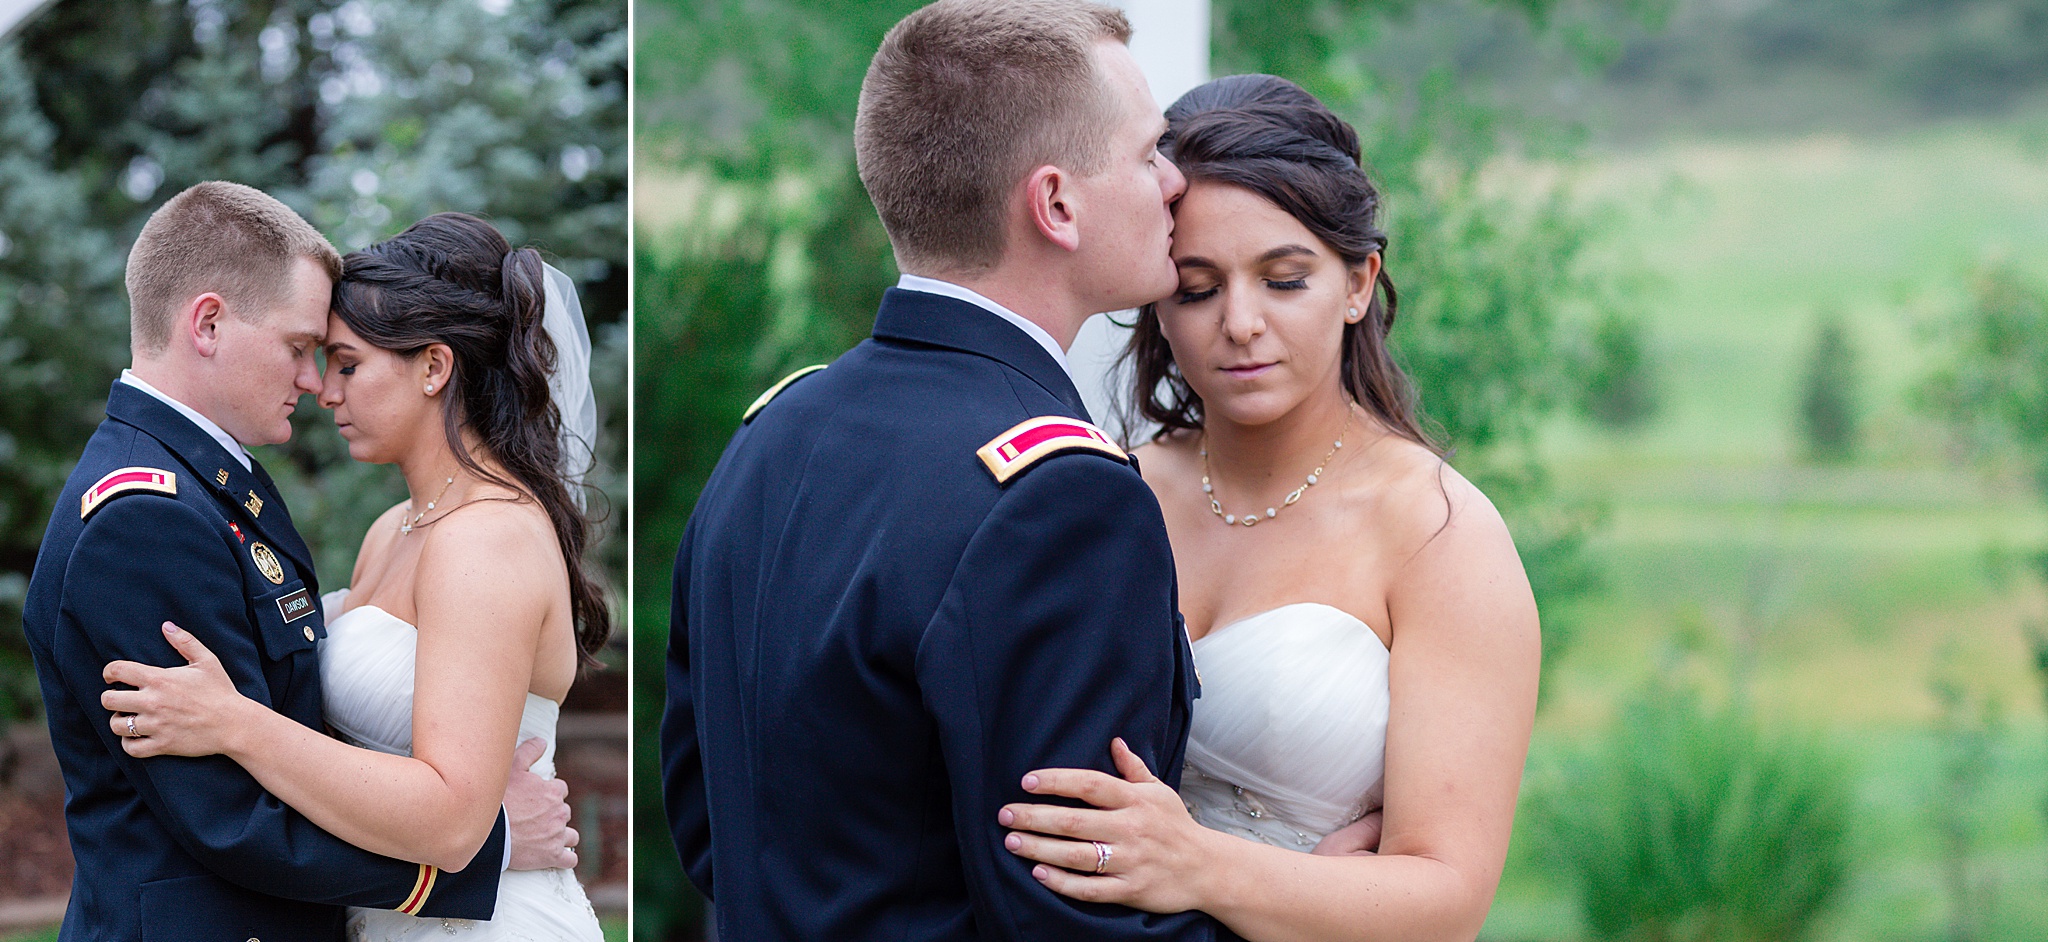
top-left (742, 364), bottom-right (828, 423)
top-left (80, 467), bottom-right (178, 520)
top-left (977, 416), bottom-right (1128, 485)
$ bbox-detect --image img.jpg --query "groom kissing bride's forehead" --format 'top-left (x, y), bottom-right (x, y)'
top-left (663, 1), bottom-right (1228, 940)
top-left (23, 181), bottom-right (575, 940)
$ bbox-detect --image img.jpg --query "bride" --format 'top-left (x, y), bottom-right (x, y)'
top-left (998, 75), bottom-right (1540, 940)
top-left (99, 213), bottom-right (609, 940)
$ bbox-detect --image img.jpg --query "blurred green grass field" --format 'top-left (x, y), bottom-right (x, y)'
top-left (1484, 119), bottom-right (2048, 940)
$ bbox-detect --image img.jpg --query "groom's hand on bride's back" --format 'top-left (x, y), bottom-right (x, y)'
top-left (1310, 809), bottom-right (1383, 857)
top-left (505, 736), bottom-right (579, 871)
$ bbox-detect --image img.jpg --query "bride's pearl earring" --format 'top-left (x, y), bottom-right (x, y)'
top-left (424, 384), bottom-right (435, 394)
top-left (1346, 307), bottom-right (1361, 323)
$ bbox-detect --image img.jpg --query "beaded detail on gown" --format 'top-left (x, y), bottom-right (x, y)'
top-left (319, 589), bottom-right (602, 941)
top-left (1180, 602), bottom-right (1389, 850)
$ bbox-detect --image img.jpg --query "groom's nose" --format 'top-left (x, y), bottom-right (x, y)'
top-left (295, 356), bottom-right (323, 396)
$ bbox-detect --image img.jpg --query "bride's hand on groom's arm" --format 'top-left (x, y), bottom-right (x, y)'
top-left (997, 737), bottom-right (1229, 914)
top-left (100, 621), bottom-right (259, 758)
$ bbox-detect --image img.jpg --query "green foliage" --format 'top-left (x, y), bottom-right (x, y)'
top-left (1928, 644), bottom-right (2008, 942)
top-left (1797, 311), bottom-right (1860, 463)
top-left (0, 0), bottom-right (627, 722)
top-left (1579, 310), bottom-right (1659, 430)
top-left (1920, 263), bottom-right (2048, 497)
top-left (1527, 687), bottom-right (1853, 942)
top-left (0, 45), bottom-right (129, 718)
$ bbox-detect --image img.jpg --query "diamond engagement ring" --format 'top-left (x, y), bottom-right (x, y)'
top-left (1092, 840), bottom-right (1113, 875)
top-left (125, 715), bottom-right (138, 738)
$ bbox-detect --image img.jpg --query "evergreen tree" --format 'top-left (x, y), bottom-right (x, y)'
top-left (1582, 310), bottom-right (1659, 430)
top-left (1798, 311), bottom-right (1860, 463)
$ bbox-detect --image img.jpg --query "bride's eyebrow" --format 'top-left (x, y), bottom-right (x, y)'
top-left (1173, 255), bottom-right (1219, 271)
top-left (323, 340), bottom-right (356, 355)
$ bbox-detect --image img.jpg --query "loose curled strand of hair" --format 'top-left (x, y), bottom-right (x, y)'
top-left (1118, 74), bottom-right (1440, 458)
top-left (332, 213), bottom-right (612, 668)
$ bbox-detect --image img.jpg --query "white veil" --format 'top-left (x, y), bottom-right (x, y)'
top-left (540, 263), bottom-right (597, 505)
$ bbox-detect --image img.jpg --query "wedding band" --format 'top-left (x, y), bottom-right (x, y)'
top-left (125, 715), bottom-right (138, 738)
top-left (1092, 840), bottom-right (1112, 875)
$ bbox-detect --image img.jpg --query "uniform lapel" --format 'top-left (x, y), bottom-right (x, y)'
top-left (871, 288), bottom-right (1092, 420)
top-left (104, 383), bottom-right (318, 588)
top-left (245, 455), bottom-right (316, 585)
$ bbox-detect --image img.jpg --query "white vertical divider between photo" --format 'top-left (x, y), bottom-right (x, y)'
top-left (1075, 0), bottom-right (1208, 444)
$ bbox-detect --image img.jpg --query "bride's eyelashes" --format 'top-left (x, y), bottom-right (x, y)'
top-left (1173, 275), bottom-right (1314, 305)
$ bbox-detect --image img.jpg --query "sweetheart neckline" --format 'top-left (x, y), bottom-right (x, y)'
top-left (323, 596), bottom-right (567, 710)
top-left (1194, 601), bottom-right (1388, 653)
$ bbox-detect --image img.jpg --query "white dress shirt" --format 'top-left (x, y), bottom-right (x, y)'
top-left (895, 274), bottom-right (1073, 381)
top-left (119, 370), bottom-right (253, 471)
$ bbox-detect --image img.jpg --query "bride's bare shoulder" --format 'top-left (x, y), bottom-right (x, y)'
top-left (414, 491), bottom-right (562, 586)
top-left (1355, 434), bottom-right (1507, 554)
top-left (1131, 427), bottom-right (1201, 478)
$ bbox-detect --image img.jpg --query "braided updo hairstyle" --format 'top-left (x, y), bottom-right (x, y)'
top-left (1122, 74), bottom-right (1439, 454)
top-left (332, 212), bottom-right (611, 667)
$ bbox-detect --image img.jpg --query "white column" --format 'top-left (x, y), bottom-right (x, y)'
top-left (1079, 0), bottom-right (1209, 440)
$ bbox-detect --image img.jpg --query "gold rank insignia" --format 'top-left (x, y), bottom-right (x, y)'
top-left (250, 542), bottom-right (285, 584)
top-left (244, 491), bottom-right (264, 517)
top-left (976, 416), bottom-right (1128, 485)
top-left (215, 468), bottom-right (230, 486)
top-left (80, 467), bottom-right (178, 520)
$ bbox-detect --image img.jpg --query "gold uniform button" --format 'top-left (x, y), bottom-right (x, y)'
top-left (302, 626), bottom-right (316, 642)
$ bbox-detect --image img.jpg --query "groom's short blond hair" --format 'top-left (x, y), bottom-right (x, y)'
top-left (856, 0), bottom-right (1131, 273)
top-left (125, 181), bottom-right (342, 355)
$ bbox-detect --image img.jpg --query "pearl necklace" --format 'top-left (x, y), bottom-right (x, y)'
top-left (398, 476), bottom-right (457, 535)
top-left (1200, 410), bottom-right (1351, 527)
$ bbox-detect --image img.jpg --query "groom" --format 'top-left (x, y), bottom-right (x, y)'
top-left (665, 1), bottom-right (1229, 939)
top-left (23, 181), bottom-right (574, 940)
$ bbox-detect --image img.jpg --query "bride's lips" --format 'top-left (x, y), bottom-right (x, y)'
top-left (1220, 362), bottom-right (1275, 379)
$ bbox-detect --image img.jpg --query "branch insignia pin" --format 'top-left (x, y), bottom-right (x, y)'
top-left (250, 542), bottom-right (285, 585)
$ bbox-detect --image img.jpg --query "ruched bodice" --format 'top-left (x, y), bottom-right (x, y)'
top-left (318, 589), bottom-right (599, 941)
top-left (1181, 602), bottom-right (1389, 850)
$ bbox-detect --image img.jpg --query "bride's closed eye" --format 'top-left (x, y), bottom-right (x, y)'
top-left (1175, 285), bottom-right (1219, 304)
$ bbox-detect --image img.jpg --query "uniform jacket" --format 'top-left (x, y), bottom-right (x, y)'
top-left (24, 382), bottom-right (504, 941)
top-left (664, 288), bottom-right (1228, 941)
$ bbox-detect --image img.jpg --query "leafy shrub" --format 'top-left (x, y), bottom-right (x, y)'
top-left (1528, 688), bottom-right (1853, 942)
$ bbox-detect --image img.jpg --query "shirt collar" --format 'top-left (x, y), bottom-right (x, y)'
top-left (895, 274), bottom-right (1072, 380)
top-left (119, 369), bottom-right (254, 472)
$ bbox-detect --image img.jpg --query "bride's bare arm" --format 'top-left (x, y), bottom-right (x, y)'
top-left (1000, 469), bottom-right (1540, 942)
top-left (102, 504), bottom-right (556, 871)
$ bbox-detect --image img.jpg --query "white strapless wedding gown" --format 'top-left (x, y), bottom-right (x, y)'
top-left (319, 589), bottom-right (602, 941)
top-left (1180, 602), bottom-right (1390, 850)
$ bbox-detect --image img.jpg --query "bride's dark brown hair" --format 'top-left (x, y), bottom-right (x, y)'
top-left (1121, 74), bottom-right (1440, 454)
top-left (332, 212), bottom-right (611, 667)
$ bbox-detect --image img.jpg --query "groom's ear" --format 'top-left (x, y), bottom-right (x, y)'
top-left (1024, 165), bottom-right (1081, 254)
top-left (184, 292), bottom-right (228, 358)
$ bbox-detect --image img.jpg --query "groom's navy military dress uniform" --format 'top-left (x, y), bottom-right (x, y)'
top-left (24, 382), bottom-right (505, 941)
top-left (665, 287), bottom-right (1231, 941)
